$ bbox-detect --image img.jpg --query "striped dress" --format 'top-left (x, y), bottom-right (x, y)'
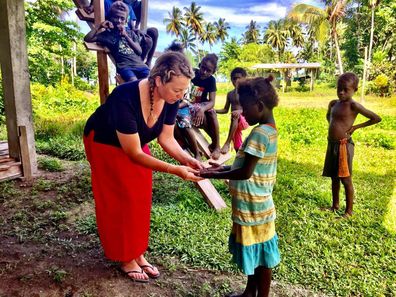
top-left (228, 124), bottom-right (281, 275)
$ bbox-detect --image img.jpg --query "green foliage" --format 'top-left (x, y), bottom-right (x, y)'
top-left (38, 156), bottom-right (64, 172)
top-left (370, 74), bottom-right (391, 97)
top-left (25, 0), bottom-right (83, 85)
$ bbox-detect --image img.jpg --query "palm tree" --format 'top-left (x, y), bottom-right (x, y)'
top-left (200, 22), bottom-right (217, 49)
top-left (288, 0), bottom-right (348, 74)
top-left (368, 0), bottom-right (381, 64)
top-left (285, 20), bottom-right (305, 48)
top-left (214, 18), bottom-right (230, 42)
top-left (183, 2), bottom-right (204, 37)
top-left (178, 28), bottom-right (197, 54)
top-left (164, 7), bottom-right (184, 37)
top-left (243, 20), bottom-right (260, 44)
top-left (263, 20), bottom-right (288, 61)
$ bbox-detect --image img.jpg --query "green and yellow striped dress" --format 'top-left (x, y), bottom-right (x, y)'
top-left (228, 124), bottom-right (280, 275)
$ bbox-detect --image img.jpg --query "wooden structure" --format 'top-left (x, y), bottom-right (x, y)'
top-left (73, 0), bottom-right (228, 210)
top-left (0, 0), bottom-right (37, 181)
top-left (251, 62), bottom-right (321, 92)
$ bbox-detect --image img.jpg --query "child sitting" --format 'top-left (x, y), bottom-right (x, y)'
top-left (198, 76), bottom-right (281, 297)
top-left (323, 72), bottom-right (381, 217)
top-left (216, 67), bottom-right (249, 153)
top-left (175, 54), bottom-right (221, 160)
top-left (84, 1), bottom-right (149, 82)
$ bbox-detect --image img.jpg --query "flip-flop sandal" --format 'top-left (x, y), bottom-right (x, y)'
top-left (140, 264), bottom-right (160, 279)
top-left (121, 268), bottom-right (149, 283)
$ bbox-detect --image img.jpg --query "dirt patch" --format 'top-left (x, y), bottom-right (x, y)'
top-left (0, 157), bottom-right (325, 297)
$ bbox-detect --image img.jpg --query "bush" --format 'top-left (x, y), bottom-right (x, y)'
top-left (37, 156), bottom-right (64, 172)
top-left (369, 74), bottom-right (391, 97)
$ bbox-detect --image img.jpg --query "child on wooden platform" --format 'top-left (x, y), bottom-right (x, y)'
top-left (84, 1), bottom-right (149, 82)
top-left (323, 72), bottom-right (381, 217)
top-left (175, 54), bottom-right (221, 160)
top-left (216, 67), bottom-right (249, 154)
top-left (198, 76), bottom-right (280, 297)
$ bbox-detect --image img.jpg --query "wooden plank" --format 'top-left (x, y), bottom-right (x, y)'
top-left (191, 127), bottom-right (231, 165)
top-left (84, 41), bottom-right (109, 52)
top-left (195, 179), bottom-right (227, 211)
top-left (0, 160), bottom-right (22, 181)
top-left (76, 8), bottom-right (94, 22)
top-left (19, 126), bottom-right (32, 179)
top-left (93, 0), bottom-right (109, 104)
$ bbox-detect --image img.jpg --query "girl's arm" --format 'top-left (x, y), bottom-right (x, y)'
top-left (199, 153), bottom-right (259, 180)
top-left (84, 21), bottom-right (113, 42)
top-left (192, 91), bottom-right (216, 126)
top-left (347, 102), bottom-right (381, 135)
top-left (158, 124), bottom-right (203, 170)
top-left (117, 130), bottom-right (202, 181)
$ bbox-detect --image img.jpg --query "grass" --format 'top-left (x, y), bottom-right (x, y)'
top-left (1, 81), bottom-right (395, 296)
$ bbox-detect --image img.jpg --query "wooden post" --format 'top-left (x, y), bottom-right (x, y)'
top-left (0, 0), bottom-right (37, 176)
top-left (361, 47), bottom-right (368, 103)
top-left (310, 69), bottom-right (314, 91)
top-left (140, 0), bottom-right (148, 31)
top-left (93, 0), bottom-right (109, 104)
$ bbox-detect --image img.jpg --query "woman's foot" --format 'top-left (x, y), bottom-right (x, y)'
top-left (121, 260), bottom-right (149, 282)
top-left (135, 255), bottom-right (160, 279)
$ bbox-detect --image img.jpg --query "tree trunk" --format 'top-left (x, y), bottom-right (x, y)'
top-left (333, 30), bottom-right (343, 74)
top-left (368, 7), bottom-right (375, 64)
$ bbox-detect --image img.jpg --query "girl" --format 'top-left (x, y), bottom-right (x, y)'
top-left (199, 76), bottom-right (280, 297)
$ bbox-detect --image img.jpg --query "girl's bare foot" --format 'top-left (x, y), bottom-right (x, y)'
top-left (220, 143), bottom-right (230, 154)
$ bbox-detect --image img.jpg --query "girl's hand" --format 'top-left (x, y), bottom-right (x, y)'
top-left (192, 107), bottom-right (205, 126)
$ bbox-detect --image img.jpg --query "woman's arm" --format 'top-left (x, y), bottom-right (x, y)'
top-left (117, 131), bottom-right (202, 181)
top-left (158, 124), bottom-right (202, 170)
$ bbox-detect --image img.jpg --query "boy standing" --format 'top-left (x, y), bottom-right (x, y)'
top-left (323, 72), bottom-right (381, 217)
top-left (216, 67), bottom-right (249, 153)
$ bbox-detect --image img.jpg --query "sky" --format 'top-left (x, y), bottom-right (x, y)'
top-left (146, 0), bottom-right (323, 53)
top-left (77, 0), bottom-right (323, 54)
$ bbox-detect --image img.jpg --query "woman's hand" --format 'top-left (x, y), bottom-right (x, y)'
top-left (185, 157), bottom-right (203, 170)
top-left (174, 165), bottom-right (203, 182)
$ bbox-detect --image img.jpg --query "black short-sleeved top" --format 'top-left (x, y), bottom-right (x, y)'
top-left (84, 80), bottom-right (179, 147)
top-left (96, 29), bottom-right (148, 70)
top-left (190, 69), bottom-right (217, 104)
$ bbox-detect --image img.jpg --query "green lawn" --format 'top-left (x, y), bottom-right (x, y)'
top-left (149, 83), bottom-right (396, 296)
top-left (1, 81), bottom-right (395, 296)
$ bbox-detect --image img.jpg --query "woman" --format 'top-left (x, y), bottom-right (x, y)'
top-left (83, 51), bottom-right (203, 282)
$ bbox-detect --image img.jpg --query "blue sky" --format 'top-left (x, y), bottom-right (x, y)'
top-left (77, 0), bottom-right (323, 53)
top-left (146, 0), bottom-right (323, 53)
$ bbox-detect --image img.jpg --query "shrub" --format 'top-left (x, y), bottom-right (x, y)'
top-left (369, 74), bottom-right (391, 97)
top-left (37, 156), bottom-right (64, 172)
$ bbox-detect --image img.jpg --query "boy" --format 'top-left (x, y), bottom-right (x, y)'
top-left (216, 67), bottom-right (249, 153)
top-left (84, 1), bottom-right (149, 82)
top-left (323, 72), bottom-right (381, 217)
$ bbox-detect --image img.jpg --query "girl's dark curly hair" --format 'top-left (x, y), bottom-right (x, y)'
top-left (237, 75), bottom-right (279, 109)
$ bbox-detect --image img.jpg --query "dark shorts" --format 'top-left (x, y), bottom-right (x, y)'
top-left (118, 67), bottom-right (150, 82)
top-left (322, 138), bottom-right (354, 177)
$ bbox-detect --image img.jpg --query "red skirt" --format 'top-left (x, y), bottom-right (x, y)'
top-left (83, 131), bottom-right (152, 262)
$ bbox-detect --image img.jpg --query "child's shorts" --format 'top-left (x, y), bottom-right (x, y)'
top-left (118, 67), bottom-right (150, 82)
top-left (322, 138), bottom-right (354, 177)
top-left (228, 221), bottom-right (280, 275)
top-left (176, 106), bottom-right (192, 128)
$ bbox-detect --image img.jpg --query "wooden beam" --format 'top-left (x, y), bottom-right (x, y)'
top-left (0, 0), bottom-right (37, 176)
top-left (140, 0), bottom-right (148, 31)
top-left (310, 69), bottom-right (314, 91)
top-left (195, 179), bottom-right (227, 211)
top-left (93, 0), bottom-right (109, 104)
